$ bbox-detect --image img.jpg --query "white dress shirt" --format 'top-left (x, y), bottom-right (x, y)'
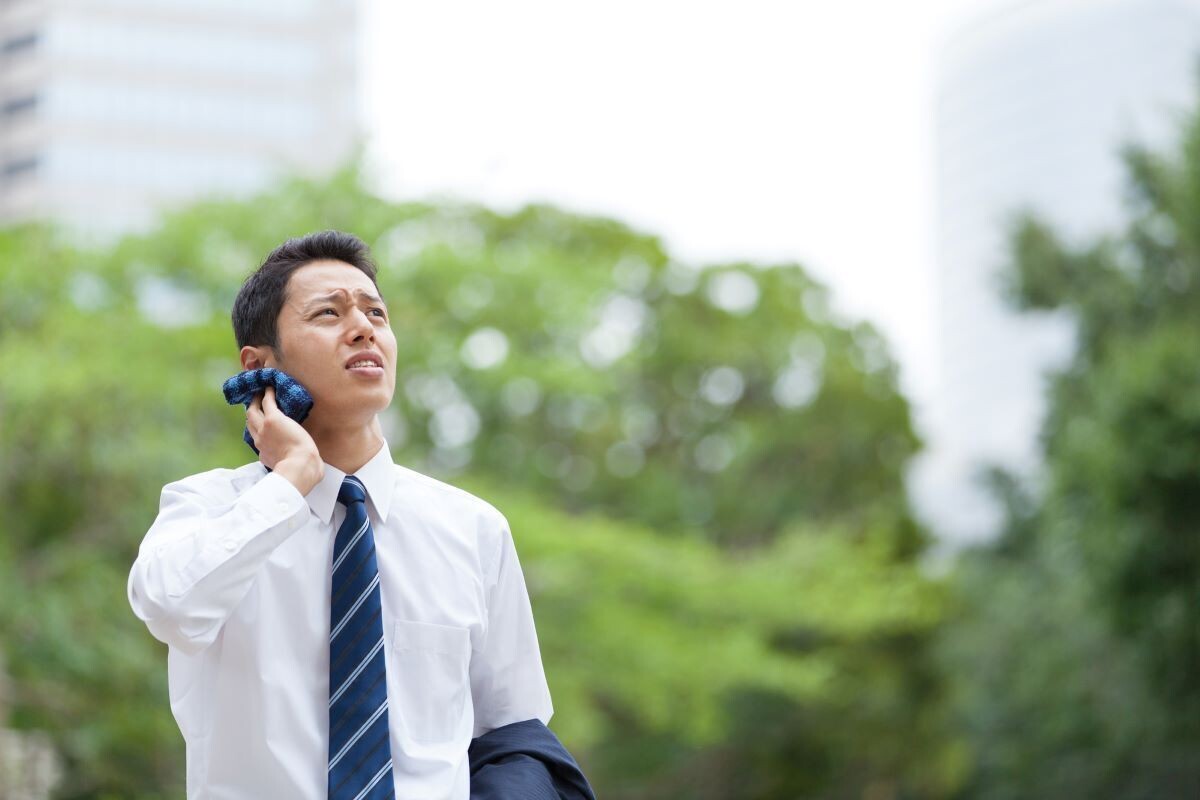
top-left (127, 441), bottom-right (554, 799)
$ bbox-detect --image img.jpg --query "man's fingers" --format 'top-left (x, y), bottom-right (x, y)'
top-left (262, 385), bottom-right (279, 415)
top-left (246, 393), bottom-right (265, 431)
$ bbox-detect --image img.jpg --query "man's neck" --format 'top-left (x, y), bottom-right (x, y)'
top-left (304, 414), bottom-right (385, 475)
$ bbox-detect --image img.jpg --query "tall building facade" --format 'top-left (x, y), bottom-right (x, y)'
top-left (0, 0), bottom-right (358, 231)
top-left (914, 0), bottom-right (1200, 542)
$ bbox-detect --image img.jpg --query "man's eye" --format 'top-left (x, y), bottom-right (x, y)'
top-left (320, 308), bottom-right (337, 316)
top-left (370, 308), bottom-right (386, 317)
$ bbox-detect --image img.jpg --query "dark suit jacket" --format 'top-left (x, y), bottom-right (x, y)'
top-left (468, 719), bottom-right (596, 799)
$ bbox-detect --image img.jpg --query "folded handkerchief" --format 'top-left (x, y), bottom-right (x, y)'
top-left (222, 368), bottom-right (314, 455)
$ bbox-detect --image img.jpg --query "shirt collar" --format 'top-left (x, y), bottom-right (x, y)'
top-left (304, 439), bottom-right (395, 525)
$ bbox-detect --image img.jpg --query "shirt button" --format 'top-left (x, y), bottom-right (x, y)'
top-left (289, 518), bottom-right (300, 531)
top-left (277, 501), bottom-right (289, 512)
top-left (222, 538), bottom-right (237, 552)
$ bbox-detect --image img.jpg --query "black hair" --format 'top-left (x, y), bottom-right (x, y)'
top-left (232, 230), bottom-right (378, 351)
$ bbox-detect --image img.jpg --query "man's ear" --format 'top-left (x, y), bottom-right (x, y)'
top-left (240, 345), bottom-right (276, 371)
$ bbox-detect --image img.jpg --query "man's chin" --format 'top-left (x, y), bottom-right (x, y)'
top-left (309, 391), bottom-right (394, 420)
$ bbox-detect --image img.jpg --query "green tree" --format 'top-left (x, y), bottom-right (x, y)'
top-left (0, 166), bottom-right (950, 798)
top-left (938, 92), bottom-right (1200, 798)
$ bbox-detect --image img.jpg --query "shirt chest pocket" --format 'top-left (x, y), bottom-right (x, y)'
top-left (392, 620), bottom-right (472, 744)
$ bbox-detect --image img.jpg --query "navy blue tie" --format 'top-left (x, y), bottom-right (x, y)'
top-left (328, 476), bottom-right (394, 799)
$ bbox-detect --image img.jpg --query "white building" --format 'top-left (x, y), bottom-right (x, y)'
top-left (914, 0), bottom-right (1200, 542)
top-left (0, 0), bottom-right (358, 231)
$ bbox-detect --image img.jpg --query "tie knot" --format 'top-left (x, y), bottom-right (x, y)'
top-left (337, 476), bottom-right (366, 507)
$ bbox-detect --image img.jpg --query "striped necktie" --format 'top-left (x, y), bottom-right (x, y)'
top-left (328, 475), bottom-right (394, 800)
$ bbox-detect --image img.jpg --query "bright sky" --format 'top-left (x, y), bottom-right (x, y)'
top-left (361, 0), bottom-right (1002, 418)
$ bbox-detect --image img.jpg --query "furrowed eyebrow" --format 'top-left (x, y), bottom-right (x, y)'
top-left (301, 289), bottom-right (385, 311)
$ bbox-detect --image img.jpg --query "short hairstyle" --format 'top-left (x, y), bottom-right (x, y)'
top-left (232, 230), bottom-right (378, 351)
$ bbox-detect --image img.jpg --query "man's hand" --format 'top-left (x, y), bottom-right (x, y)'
top-left (246, 386), bottom-right (323, 495)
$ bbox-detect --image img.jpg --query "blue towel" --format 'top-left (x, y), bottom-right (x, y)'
top-left (222, 368), bottom-right (314, 455)
top-left (468, 719), bottom-right (596, 800)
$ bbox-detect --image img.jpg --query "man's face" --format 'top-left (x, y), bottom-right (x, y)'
top-left (262, 259), bottom-right (397, 421)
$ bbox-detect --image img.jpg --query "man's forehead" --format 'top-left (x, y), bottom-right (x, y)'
top-left (286, 260), bottom-right (381, 303)
top-left (298, 286), bottom-right (382, 305)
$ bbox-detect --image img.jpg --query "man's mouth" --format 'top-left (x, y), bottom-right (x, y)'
top-left (345, 352), bottom-right (384, 374)
top-left (347, 364), bottom-right (384, 378)
top-left (343, 350), bottom-right (384, 379)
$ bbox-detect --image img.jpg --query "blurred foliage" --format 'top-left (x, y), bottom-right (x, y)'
top-left (937, 91), bottom-right (1200, 797)
top-left (0, 167), bottom-right (950, 798)
top-left (11, 80), bottom-right (1200, 796)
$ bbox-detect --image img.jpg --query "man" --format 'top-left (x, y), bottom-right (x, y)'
top-left (127, 231), bottom-right (589, 799)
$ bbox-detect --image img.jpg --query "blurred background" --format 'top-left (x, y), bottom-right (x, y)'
top-left (1, 0), bottom-right (1199, 797)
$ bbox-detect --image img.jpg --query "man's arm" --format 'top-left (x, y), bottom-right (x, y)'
top-left (127, 387), bottom-right (322, 654)
top-left (469, 513), bottom-right (554, 735)
top-left (127, 471), bottom-right (308, 653)
top-left (466, 514), bottom-right (596, 797)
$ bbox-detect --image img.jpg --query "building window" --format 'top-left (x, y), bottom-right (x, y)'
top-left (2, 156), bottom-right (39, 178)
top-left (2, 32), bottom-right (39, 54)
top-left (2, 94), bottom-right (37, 115)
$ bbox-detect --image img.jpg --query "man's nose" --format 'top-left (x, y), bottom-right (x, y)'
top-left (347, 309), bottom-right (375, 341)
